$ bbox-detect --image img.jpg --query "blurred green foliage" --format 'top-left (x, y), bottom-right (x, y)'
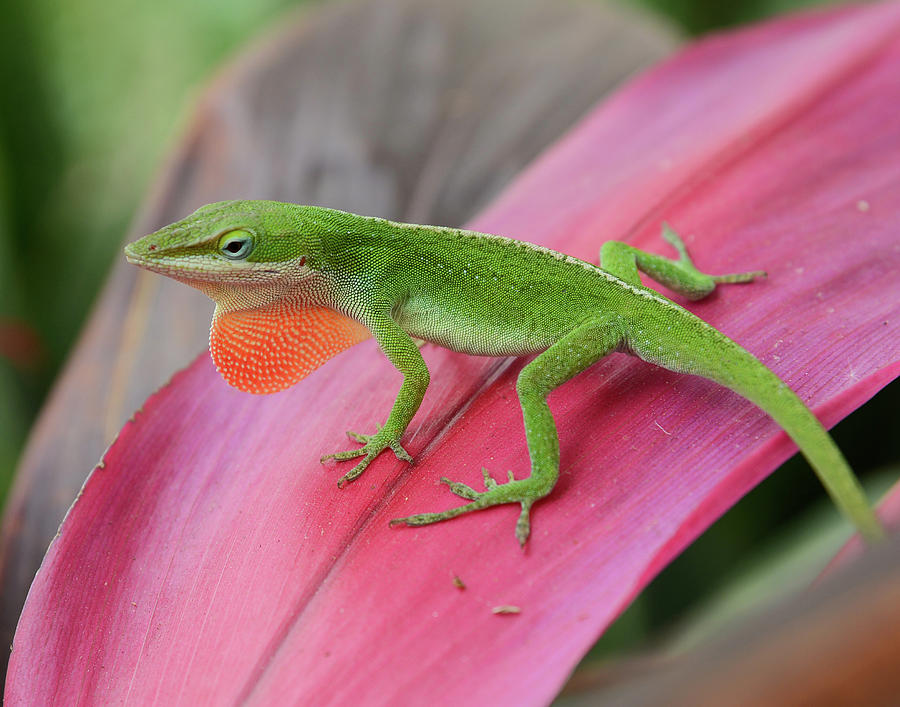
top-left (0, 0), bottom-right (302, 492)
top-left (635, 0), bottom-right (833, 33)
top-left (0, 0), bottom-right (300, 361)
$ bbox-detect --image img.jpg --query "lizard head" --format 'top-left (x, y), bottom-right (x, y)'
top-left (124, 200), bottom-right (372, 393)
top-left (124, 200), bottom-right (308, 281)
top-left (124, 200), bottom-right (325, 308)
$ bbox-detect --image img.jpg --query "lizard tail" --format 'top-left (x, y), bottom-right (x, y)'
top-left (630, 309), bottom-right (885, 543)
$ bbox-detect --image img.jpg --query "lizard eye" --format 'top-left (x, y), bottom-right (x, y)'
top-left (219, 231), bottom-right (254, 260)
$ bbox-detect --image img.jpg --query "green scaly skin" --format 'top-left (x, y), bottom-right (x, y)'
top-left (124, 200), bottom-right (885, 546)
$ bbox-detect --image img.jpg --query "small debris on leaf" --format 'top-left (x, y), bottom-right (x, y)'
top-left (492, 605), bottom-right (521, 615)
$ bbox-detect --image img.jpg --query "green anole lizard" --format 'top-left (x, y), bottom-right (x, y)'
top-left (124, 200), bottom-right (884, 545)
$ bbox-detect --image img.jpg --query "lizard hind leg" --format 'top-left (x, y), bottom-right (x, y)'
top-left (391, 317), bottom-right (622, 546)
top-left (391, 467), bottom-right (537, 545)
top-left (600, 224), bottom-right (766, 300)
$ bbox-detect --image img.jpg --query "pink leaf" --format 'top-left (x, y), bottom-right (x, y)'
top-left (7, 3), bottom-right (900, 704)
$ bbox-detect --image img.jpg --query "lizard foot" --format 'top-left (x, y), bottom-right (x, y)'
top-left (390, 467), bottom-right (544, 547)
top-left (321, 425), bottom-right (412, 487)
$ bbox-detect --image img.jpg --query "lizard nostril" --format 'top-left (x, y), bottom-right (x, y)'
top-left (149, 244), bottom-right (157, 251)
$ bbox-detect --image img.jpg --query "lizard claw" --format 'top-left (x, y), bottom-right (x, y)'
top-left (321, 425), bottom-right (412, 485)
top-left (390, 467), bottom-right (538, 546)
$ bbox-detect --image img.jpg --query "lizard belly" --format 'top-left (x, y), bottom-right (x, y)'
top-left (395, 299), bottom-right (556, 357)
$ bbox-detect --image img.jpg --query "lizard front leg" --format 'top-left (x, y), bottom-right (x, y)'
top-left (321, 313), bottom-right (430, 486)
top-left (392, 317), bottom-right (622, 546)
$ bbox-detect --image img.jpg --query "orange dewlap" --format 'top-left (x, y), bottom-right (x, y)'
top-left (210, 302), bottom-right (372, 394)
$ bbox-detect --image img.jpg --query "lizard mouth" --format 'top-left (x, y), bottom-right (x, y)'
top-left (123, 238), bottom-right (168, 266)
top-left (123, 243), bottom-right (177, 276)
top-left (123, 242), bottom-right (206, 279)
top-left (123, 241), bottom-right (281, 286)
top-left (122, 242), bottom-right (145, 265)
